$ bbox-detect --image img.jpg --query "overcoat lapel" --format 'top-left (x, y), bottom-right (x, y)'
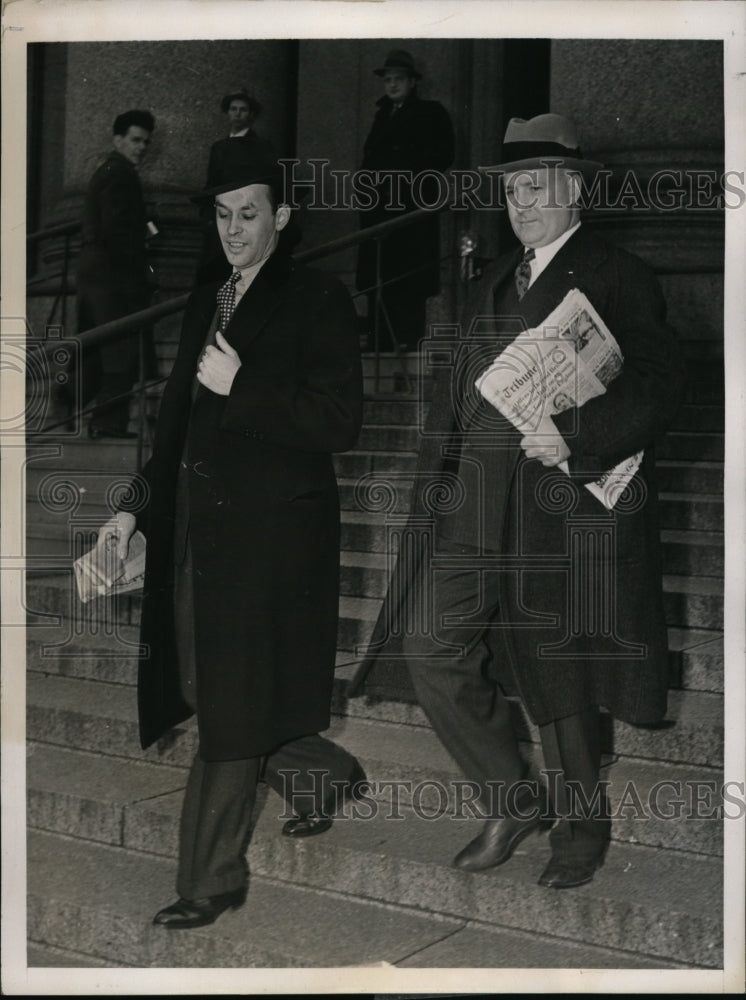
top-left (510, 228), bottom-right (610, 331)
top-left (222, 268), bottom-right (282, 353)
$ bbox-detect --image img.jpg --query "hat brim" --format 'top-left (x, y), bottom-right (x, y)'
top-left (373, 67), bottom-right (421, 79)
top-left (190, 172), bottom-right (283, 204)
top-left (478, 156), bottom-right (604, 177)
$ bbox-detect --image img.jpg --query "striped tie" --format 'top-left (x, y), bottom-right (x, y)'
top-left (514, 248), bottom-right (536, 300)
top-left (217, 270), bottom-right (241, 331)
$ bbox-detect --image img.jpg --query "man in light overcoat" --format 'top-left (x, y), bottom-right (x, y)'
top-left (350, 114), bottom-right (684, 889)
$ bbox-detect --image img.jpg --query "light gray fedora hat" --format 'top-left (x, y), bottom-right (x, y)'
top-left (480, 113), bottom-right (604, 176)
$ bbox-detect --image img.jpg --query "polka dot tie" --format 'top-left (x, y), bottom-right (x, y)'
top-left (217, 270), bottom-right (241, 331)
top-left (514, 248), bottom-right (536, 300)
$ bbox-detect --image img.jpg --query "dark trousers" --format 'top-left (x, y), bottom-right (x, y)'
top-left (75, 290), bottom-right (156, 433)
top-left (173, 535), bottom-right (359, 899)
top-left (403, 538), bottom-right (609, 862)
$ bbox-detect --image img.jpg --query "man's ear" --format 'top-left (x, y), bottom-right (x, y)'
top-left (275, 204), bottom-right (291, 231)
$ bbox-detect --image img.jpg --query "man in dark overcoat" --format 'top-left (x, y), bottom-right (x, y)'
top-left (103, 145), bottom-right (366, 928)
top-left (76, 109), bottom-right (157, 438)
top-left (349, 114), bottom-right (684, 889)
top-left (356, 50), bottom-right (454, 351)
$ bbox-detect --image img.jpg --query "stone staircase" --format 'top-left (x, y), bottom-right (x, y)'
top-left (24, 349), bottom-right (725, 969)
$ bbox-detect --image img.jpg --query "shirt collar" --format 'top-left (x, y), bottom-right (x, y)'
top-left (527, 221), bottom-right (581, 287)
top-left (232, 257), bottom-right (269, 302)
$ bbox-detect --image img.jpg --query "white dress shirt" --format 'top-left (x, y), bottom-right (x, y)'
top-left (526, 221), bottom-right (581, 288)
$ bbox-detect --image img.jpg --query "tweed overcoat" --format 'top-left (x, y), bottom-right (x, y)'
top-left (350, 226), bottom-right (685, 726)
top-left (355, 93), bottom-right (454, 299)
top-left (135, 251), bottom-right (363, 760)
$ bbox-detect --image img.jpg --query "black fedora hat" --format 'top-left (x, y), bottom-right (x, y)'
top-left (373, 49), bottom-right (421, 79)
top-left (191, 143), bottom-right (284, 202)
top-left (220, 90), bottom-right (262, 116)
top-left (479, 114), bottom-right (603, 177)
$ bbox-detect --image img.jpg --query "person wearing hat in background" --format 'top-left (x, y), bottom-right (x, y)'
top-left (356, 49), bottom-right (454, 353)
top-left (75, 109), bottom-right (159, 438)
top-left (194, 90), bottom-right (277, 285)
top-left (97, 142), bottom-right (367, 929)
top-left (350, 113), bottom-right (684, 890)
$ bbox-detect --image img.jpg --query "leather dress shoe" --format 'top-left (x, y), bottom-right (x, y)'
top-left (153, 886), bottom-right (247, 929)
top-left (453, 793), bottom-right (548, 872)
top-left (282, 762), bottom-right (370, 838)
top-left (537, 854), bottom-right (603, 889)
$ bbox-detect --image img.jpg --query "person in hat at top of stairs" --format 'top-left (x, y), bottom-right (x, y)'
top-left (355, 49), bottom-right (455, 353)
top-left (351, 113), bottom-right (685, 890)
top-left (97, 141), bottom-right (367, 930)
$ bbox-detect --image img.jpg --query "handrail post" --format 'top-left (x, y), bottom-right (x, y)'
top-left (136, 328), bottom-right (145, 473)
top-left (46, 232), bottom-right (71, 327)
top-left (61, 233), bottom-right (70, 333)
top-left (374, 237), bottom-right (382, 394)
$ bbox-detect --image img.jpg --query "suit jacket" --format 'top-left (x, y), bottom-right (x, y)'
top-left (135, 250), bottom-right (363, 760)
top-left (350, 226), bottom-right (685, 727)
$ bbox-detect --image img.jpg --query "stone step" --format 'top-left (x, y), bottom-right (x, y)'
top-left (27, 611), bottom-right (723, 698)
top-left (356, 424), bottom-right (421, 452)
top-left (662, 574), bottom-right (723, 630)
top-left (26, 829), bottom-right (690, 970)
top-left (22, 569), bottom-right (379, 630)
top-left (26, 724), bottom-right (724, 863)
top-left (658, 493), bottom-right (723, 533)
top-left (333, 669), bottom-right (724, 769)
top-left (670, 405), bottom-right (723, 432)
top-left (353, 399), bottom-right (725, 434)
top-left (29, 567), bottom-right (722, 651)
top-left (655, 460), bottom-right (723, 496)
top-left (25, 669), bottom-right (724, 772)
top-left (345, 565), bottom-right (725, 637)
top-left (245, 797), bottom-right (723, 968)
top-left (26, 566), bottom-right (724, 694)
top-left (360, 397), bottom-right (423, 425)
top-left (24, 481), bottom-right (725, 562)
top-left (666, 627), bottom-right (723, 694)
top-left (659, 530), bottom-right (724, 578)
top-left (333, 449), bottom-right (418, 479)
top-left (657, 431), bottom-right (724, 463)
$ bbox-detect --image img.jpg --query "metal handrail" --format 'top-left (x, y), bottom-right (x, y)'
top-left (26, 203), bottom-right (450, 361)
top-left (27, 202), bottom-right (454, 457)
top-left (26, 220), bottom-right (82, 246)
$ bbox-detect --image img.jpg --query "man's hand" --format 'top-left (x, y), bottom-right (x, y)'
top-left (520, 419), bottom-right (571, 468)
top-left (96, 511), bottom-right (137, 560)
top-left (197, 331), bottom-right (242, 396)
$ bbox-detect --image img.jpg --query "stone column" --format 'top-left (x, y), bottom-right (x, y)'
top-left (550, 40), bottom-right (725, 354)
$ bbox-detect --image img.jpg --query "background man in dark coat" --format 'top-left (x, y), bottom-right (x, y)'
top-left (76, 109), bottom-right (157, 438)
top-left (102, 145), bottom-right (366, 929)
top-left (355, 50), bottom-right (454, 352)
top-left (195, 90), bottom-right (277, 285)
top-left (350, 114), bottom-right (684, 890)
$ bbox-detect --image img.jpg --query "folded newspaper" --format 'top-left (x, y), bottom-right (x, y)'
top-left (476, 288), bottom-right (643, 510)
top-left (74, 529), bottom-right (147, 603)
